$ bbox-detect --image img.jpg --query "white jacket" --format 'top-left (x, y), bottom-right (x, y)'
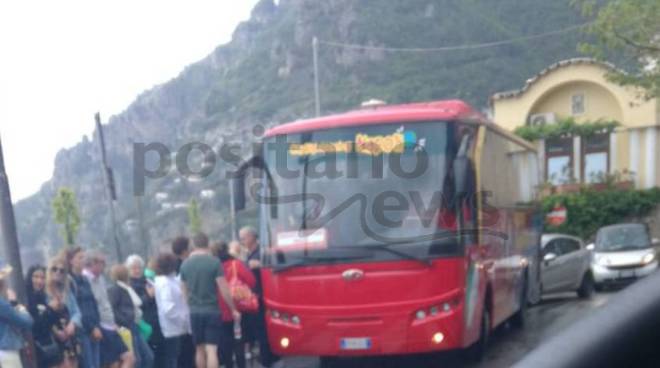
top-left (154, 274), bottom-right (190, 338)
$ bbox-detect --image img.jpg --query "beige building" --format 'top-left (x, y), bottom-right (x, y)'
top-left (491, 58), bottom-right (660, 189)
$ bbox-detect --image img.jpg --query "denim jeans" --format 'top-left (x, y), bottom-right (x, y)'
top-left (130, 324), bottom-right (154, 368)
top-left (78, 332), bottom-right (100, 368)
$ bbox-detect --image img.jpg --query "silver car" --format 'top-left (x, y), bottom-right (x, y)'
top-left (541, 234), bottom-right (594, 298)
top-left (590, 223), bottom-right (659, 290)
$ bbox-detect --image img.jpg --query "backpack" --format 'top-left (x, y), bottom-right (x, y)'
top-left (228, 261), bottom-right (258, 313)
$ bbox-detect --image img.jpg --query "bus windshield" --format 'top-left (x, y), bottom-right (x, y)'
top-left (260, 121), bottom-right (476, 267)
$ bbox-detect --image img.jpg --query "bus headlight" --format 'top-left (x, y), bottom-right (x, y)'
top-left (417, 302), bottom-right (456, 321)
top-left (280, 337), bottom-right (290, 348)
top-left (270, 310), bottom-right (300, 326)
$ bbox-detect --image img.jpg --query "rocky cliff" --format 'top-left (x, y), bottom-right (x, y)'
top-left (14, 0), bottom-right (587, 263)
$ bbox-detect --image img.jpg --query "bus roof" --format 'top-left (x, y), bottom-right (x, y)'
top-left (265, 99), bottom-right (487, 137)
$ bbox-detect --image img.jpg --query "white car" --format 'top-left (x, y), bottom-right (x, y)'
top-left (541, 234), bottom-right (594, 298)
top-left (590, 223), bottom-right (659, 290)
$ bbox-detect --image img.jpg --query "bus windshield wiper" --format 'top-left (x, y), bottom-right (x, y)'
top-left (272, 252), bottom-right (373, 273)
top-left (353, 244), bottom-right (432, 267)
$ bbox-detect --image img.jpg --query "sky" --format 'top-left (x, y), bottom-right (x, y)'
top-left (0, 0), bottom-right (258, 201)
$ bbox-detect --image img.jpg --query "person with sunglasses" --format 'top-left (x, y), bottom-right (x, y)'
top-left (45, 257), bottom-right (81, 368)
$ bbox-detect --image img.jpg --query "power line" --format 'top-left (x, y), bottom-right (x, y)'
top-left (318, 23), bottom-right (589, 53)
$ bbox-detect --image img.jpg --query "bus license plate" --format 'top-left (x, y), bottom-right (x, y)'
top-left (619, 270), bottom-right (636, 278)
top-left (340, 338), bottom-right (371, 350)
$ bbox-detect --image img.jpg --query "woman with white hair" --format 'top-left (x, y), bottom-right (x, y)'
top-left (126, 254), bottom-right (162, 367)
top-left (0, 260), bottom-right (33, 368)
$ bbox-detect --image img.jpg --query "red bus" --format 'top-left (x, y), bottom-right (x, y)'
top-left (233, 100), bottom-right (542, 361)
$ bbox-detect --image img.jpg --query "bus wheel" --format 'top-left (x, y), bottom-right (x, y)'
top-left (468, 307), bottom-right (490, 362)
top-left (511, 276), bottom-right (528, 329)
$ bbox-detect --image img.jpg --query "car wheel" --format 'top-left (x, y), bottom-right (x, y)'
top-left (578, 272), bottom-right (595, 298)
top-left (468, 307), bottom-right (490, 362)
top-left (511, 275), bottom-right (528, 328)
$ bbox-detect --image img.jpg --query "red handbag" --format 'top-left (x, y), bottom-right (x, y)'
top-left (229, 262), bottom-right (259, 313)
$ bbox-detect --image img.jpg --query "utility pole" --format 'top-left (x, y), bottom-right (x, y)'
top-left (94, 113), bottom-right (122, 262)
top-left (229, 177), bottom-right (237, 241)
top-left (135, 196), bottom-right (150, 257)
top-left (0, 134), bottom-right (26, 303)
top-left (313, 36), bottom-right (321, 117)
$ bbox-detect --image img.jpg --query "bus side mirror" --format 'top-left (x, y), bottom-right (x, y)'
top-left (231, 152), bottom-right (274, 215)
top-left (586, 243), bottom-right (595, 251)
top-left (453, 134), bottom-right (472, 199)
top-left (453, 156), bottom-right (468, 196)
top-left (231, 154), bottom-right (260, 212)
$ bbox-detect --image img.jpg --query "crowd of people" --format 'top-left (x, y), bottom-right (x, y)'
top-left (0, 226), bottom-right (279, 368)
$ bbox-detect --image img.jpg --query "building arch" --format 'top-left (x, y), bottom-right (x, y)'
top-left (525, 79), bottom-right (624, 124)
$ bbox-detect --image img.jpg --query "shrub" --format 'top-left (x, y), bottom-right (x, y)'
top-left (542, 187), bottom-right (660, 240)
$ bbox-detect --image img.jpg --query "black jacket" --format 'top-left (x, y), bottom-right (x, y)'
top-left (26, 289), bottom-right (52, 345)
top-left (69, 273), bottom-right (100, 334)
top-left (107, 283), bottom-right (135, 328)
top-left (247, 247), bottom-right (262, 297)
top-left (129, 276), bottom-right (158, 327)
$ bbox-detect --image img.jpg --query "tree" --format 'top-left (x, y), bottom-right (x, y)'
top-left (52, 187), bottom-right (81, 246)
top-left (574, 0), bottom-right (660, 99)
top-left (188, 198), bottom-right (202, 234)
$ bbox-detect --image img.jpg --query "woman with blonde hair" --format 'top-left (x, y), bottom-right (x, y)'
top-left (45, 257), bottom-right (81, 368)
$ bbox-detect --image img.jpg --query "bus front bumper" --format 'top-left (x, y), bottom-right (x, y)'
top-left (266, 304), bottom-right (465, 357)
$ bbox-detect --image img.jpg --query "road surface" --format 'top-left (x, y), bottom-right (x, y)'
top-left (249, 291), bottom-right (613, 368)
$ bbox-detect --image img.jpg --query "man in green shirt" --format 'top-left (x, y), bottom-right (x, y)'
top-left (181, 232), bottom-right (239, 368)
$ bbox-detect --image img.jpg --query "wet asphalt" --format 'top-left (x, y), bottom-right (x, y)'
top-left (246, 291), bottom-right (615, 368)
